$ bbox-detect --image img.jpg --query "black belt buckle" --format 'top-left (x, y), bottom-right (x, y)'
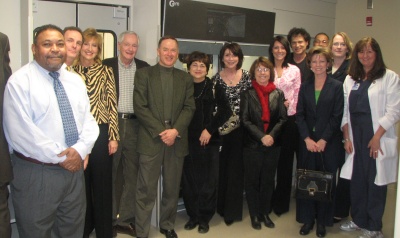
top-left (119, 113), bottom-right (136, 119)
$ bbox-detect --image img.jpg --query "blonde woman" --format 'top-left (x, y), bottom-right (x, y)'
top-left (73, 28), bottom-right (119, 238)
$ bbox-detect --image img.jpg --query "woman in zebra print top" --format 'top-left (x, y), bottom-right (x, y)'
top-left (73, 28), bottom-right (119, 238)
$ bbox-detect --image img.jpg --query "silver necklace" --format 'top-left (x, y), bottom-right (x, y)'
top-left (194, 80), bottom-right (207, 100)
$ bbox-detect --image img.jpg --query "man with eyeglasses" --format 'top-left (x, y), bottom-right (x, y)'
top-left (313, 32), bottom-right (330, 48)
top-left (103, 31), bottom-right (150, 237)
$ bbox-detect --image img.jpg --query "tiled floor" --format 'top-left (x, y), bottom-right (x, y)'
top-left (113, 184), bottom-right (396, 238)
top-left (10, 184), bottom-right (396, 238)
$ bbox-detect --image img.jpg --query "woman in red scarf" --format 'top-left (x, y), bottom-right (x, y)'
top-left (240, 57), bottom-right (287, 230)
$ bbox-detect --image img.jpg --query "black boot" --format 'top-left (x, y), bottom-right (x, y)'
top-left (299, 222), bottom-right (314, 235)
top-left (250, 216), bottom-right (261, 230)
top-left (261, 215), bottom-right (275, 228)
top-left (316, 223), bottom-right (326, 237)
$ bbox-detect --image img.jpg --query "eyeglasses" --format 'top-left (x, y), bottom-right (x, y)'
top-left (190, 64), bottom-right (206, 69)
top-left (333, 42), bottom-right (346, 47)
top-left (315, 40), bottom-right (328, 44)
top-left (256, 67), bottom-right (269, 73)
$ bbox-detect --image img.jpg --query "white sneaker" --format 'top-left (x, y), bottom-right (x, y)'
top-left (358, 229), bottom-right (384, 238)
top-left (340, 220), bottom-right (360, 231)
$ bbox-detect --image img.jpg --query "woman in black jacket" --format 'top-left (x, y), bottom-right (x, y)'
top-left (181, 51), bottom-right (232, 234)
top-left (240, 57), bottom-right (287, 230)
top-left (296, 47), bottom-right (344, 237)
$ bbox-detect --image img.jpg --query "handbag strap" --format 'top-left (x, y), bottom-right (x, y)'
top-left (301, 152), bottom-right (328, 173)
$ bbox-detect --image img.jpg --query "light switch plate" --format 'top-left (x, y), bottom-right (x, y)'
top-left (113, 7), bottom-right (127, 19)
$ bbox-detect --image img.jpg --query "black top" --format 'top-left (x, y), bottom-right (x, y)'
top-left (328, 59), bottom-right (349, 84)
top-left (288, 53), bottom-right (312, 83)
top-left (188, 77), bottom-right (232, 145)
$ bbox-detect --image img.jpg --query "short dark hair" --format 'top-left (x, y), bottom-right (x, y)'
top-left (314, 32), bottom-right (329, 40)
top-left (186, 51), bottom-right (211, 73)
top-left (34, 24), bottom-right (63, 45)
top-left (249, 57), bottom-right (275, 82)
top-left (218, 42), bottom-right (244, 70)
top-left (158, 35), bottom-right (178, 48)
top-left (63, 26), bottom-right (83, 39)
top-left (287, 27), bottom-right (311, 49)
top-left (348, 37), bottom-right (386, 81)
top-left (268, 35), bottom-right (291, 68)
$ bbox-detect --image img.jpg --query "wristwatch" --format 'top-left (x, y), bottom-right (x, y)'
top-left (342, 138), bottom-right (350, 143)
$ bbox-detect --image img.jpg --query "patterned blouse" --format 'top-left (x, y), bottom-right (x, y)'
top-left (273, 63), bottom-right (301, 116)
top-left (74, 63), bottom-right (119, 141)
top-left (213, 69), bottom-right (252, 115)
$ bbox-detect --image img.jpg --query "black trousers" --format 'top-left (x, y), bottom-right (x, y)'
top-left (84, 124), bottom-right (113, 238)
top-left (182, 141), bottom-right (219, 224)
top-left (334, 173), bottom-right (351, 218)
top-left (217, 128), bottom-right (244, 221)
top-left (271, 115), bottom-right (299, 214)
top-left (244, 146), bottom-right (280, 217)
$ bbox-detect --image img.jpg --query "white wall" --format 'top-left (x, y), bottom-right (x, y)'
top-left (0, 0), bottom-right (21, 72)
top-left (336, 0), bottom-right (400, 74)
top-left (131, 0), bottom-right (161, 65)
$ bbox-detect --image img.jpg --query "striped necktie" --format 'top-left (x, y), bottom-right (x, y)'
top-left (49, 71), bottom-right (79, 147)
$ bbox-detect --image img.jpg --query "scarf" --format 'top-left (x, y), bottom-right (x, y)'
top-left (252, 80), bottom-right (276, 132)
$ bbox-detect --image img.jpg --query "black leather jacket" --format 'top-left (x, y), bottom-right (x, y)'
top-left (240, 88), bottom-right (288, 148)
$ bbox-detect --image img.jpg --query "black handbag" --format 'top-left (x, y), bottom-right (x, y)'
top-left (296, 152), bottom-right (333, 202)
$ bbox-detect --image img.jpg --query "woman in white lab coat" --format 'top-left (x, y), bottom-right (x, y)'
top-left (340, 37), bottom-right (400, 238)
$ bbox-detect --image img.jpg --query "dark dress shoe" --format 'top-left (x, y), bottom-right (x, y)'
top-left (250, 216), bottom-right (261, 230)
top-left (316, 224), bottom-right (326, 237)
top-left (198, 223), bottom-right (209, 233)
top-left (115, 223), bottom-right (136, 237)
top-left (224, 219), bottom-right (234, 226)
top-left (261, 215), bottom-right (275, 228)
top-left (184, 219), bottom-right (198, 230)
top-left (160, 228), bottom-right (178, 238)
top-left (300, 222), bottom-right (315, 235)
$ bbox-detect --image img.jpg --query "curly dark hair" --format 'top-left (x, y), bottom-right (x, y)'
top-left (287, 27), bottom-right (311, 50)
top-left (186, 51), bottom-right (211, 73)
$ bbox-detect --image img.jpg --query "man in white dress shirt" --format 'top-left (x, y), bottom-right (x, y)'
top-left (3, 24), bottom-right (99, 238)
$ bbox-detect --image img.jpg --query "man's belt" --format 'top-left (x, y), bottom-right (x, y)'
top-left (14, 151), bottom-right (60, 166)
top-left (118, 113), bottom-right (137, 119)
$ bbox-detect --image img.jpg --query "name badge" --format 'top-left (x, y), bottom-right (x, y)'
top-left (352, 82), bottom-right (360, 90)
